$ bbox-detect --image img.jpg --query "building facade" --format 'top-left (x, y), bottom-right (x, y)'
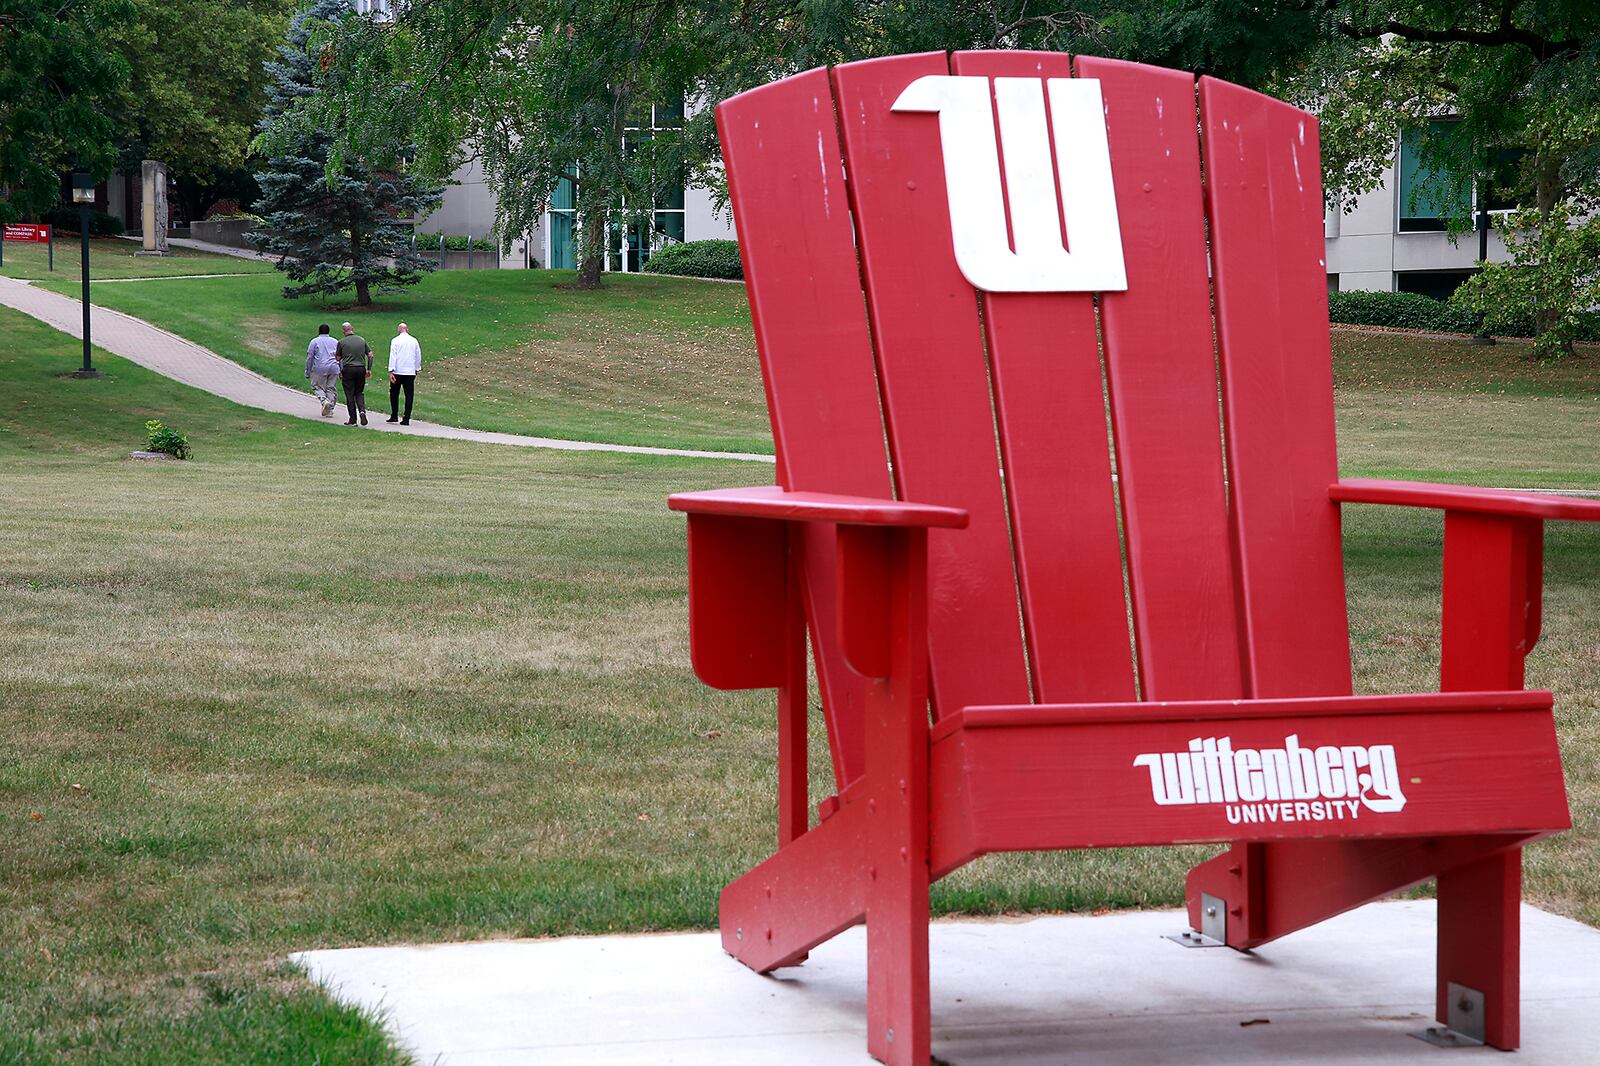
top-left (1324, 123), bottom-right (1519, 298)
top-left (420, 99), bottom-right (736, 272)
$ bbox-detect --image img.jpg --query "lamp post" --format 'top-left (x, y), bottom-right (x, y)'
top-left (72, 170), bottom-right (100, 377)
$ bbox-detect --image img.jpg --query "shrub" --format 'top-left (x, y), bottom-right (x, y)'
top-left (44, 207), bottom-right (126, 237)
top-left (144, 420), bottom-right (191, 460)
top-left (1449, 206), bottom-right (1600, 357)
top-left (642, 239), bottom-right (742, 280)
top-left (1327, 290), bottom-right (1481, 334)
top-left (435, 235), bottom-right (497, 251)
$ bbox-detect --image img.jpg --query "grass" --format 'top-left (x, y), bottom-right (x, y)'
top-left (1333, 331), bottom-right (1600, 489)
top-left (29, 264), bottom-right (1600, 466)
top-left (0, 237), bottom-right (274, 281)
top-left (35, 269), bottom-right (771, 453)
top-left (0, 303), bottom-right (1596, 1062)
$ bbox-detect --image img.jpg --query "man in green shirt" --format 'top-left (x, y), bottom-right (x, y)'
top-left (336, 322), bottom-right (374, 426)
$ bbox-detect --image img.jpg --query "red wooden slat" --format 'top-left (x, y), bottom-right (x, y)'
top-left (669, 486), bottom-right (968, 527)
top-left (1199, 77), bottom-right (1351, 698)
top-left (1334, 478), bottom-right (1600, 523)
top-left (948, 50), bottom-right (1135, 704)
top-left (939, 702), bottom-right (1567, 853)
top-left (830, 53), bottom-right (1032, 716)
top-left (717, 69), bottom-right (895, 783)
top-left (1075, 56), bottom-right (1244, 701)
top-left (684, 513), bottom-right (788, 690)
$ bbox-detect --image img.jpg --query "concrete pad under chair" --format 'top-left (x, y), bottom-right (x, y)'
top-left (292, 900), bottom-right (1600, 1065)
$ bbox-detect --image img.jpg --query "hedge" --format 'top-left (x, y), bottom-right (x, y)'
top-left (437, 234), bottom-right (497, 252)
top-left (1328, 288), bottom-right (1600, 341)
top-left (1327, 290), bottom-right (1480, 333)
top-left (642, 239), bottom-right (742, 280)
top-left (42, 207), bottom-right (126, 237)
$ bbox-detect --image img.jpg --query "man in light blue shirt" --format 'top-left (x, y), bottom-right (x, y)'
top-left (304, 324), bottom-right (341, 417)
top-left (387, 322), bottom-right (423, 425)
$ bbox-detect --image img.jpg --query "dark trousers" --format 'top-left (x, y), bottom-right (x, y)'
top-left (341, 366), bottom-right (367, 420)
top-left (390, 374), bottom-right (416, 421)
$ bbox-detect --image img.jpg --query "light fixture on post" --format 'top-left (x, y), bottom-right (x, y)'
top-left (71, 170), bottom-right (100, 378)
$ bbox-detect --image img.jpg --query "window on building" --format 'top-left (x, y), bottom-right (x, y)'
top-left (1395, 269), bottom-right (1475, 301)
top-left (1397, 121), bottom-right (1472, 232)
top-left (548, 175), bottom-right (577, 270)
top-left (1483, 147), bottom-right (1530, 213)
top-left (544, 98), bottom-right (687, 272)
top-left (618, 98), bottom-right (687, 272)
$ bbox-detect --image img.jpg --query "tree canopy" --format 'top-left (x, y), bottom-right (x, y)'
top-left (0, 0), bottom-right (129, 222)
top-left (252, 0), bottom-right (442, 305)
top-left (106, 0), bottom-right (294, 221)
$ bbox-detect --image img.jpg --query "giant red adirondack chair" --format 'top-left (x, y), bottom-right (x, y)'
top-left (668, 50), bottom-right (1590, 1064)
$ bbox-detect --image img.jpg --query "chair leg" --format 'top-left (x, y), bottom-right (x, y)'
top-left (865, 804), bottom-right (930, 1065)
top-left (856, 525), bottom-right (931, 1065)
top-left (720, 796), bottom-right (870, 973)
top-left (1437, 848), bottom-right (1521, 1049)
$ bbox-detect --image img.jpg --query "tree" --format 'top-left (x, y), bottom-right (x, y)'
top-left (252, 0), bottom-right (442, 306)
top-left (306, 0), bottom-right (1108, 288)
top-left (0, 0), bottom-right (129, 222)
top-left (106, 0), bottom-right (293, 223)
top-left (1115, 0), bottom-right (1600, 356)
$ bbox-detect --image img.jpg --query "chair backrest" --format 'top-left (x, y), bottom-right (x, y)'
top-left (717, 51), bottom-right (1353, 789)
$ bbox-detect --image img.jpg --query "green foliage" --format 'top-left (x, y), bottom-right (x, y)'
top-left (43, 207), bottom-right (127, 237)
top-left (250, 0), bottom-right (442, 306)
top-left (1329, 290), bottom-right (1481, 334)
top-left (437, 235), bottom-right (497, 251)
top-left (0, 0), bottom-right (130, 222)
top-left (144, 419), bottom-right (192, 459)
top-left (1114, 1), bottom-right (1600, 360)
top-left (309, 0), bottom-right (1107, 288)
top-left (106, 0), bottom-right (293, 221)
top-left (1452, 204), bottom-right (1600, 357)
top-left (642, 239), bottom-right (742, 279)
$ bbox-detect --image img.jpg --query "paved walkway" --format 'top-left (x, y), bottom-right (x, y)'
top-left (295, 900), bottom-right (1600, 1064)
top-left (0, 276), bottom-right (772, 462)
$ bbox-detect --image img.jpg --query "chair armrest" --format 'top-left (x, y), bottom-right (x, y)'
top-left (669, 486), bottom-right (969, 528)
top-left (1331, 478), bottom-right (1600, 522)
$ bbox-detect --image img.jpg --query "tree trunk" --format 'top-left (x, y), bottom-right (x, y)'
top-left (351, 221), bottom-right (372, 306)
top-left (1532, 152), bottom-right (1570, 358)
top-left (575, 203), bottom-right (607, 289)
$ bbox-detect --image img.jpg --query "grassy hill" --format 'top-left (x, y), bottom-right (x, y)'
top-left (31, 269), bottom-right (772, 454)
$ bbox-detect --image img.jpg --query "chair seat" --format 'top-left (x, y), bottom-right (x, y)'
top-left (927, 690), bottom-right (1569, 874)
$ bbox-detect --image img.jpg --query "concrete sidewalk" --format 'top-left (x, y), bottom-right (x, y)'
top-left (294, 900), bottom-right (1600, 1065)
top-left (0, 275), bottom-right (772, 463)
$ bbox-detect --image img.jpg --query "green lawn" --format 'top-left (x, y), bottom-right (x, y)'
top-left (0, 237), bottom-right (274, 281)
top-left (0, 303), bottom-right (1596, 1063)
top-left (36, 269), bottom-right (772, 454)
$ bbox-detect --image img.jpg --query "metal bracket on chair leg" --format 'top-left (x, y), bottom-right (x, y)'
top-left (1412, 983), bottom-right (1486, 1047)
top-left (1165, 893), bottom-right (1227, 948)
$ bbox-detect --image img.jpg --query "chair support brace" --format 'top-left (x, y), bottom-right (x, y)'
top-left (1193, 503), bottom-right (1553, 1049)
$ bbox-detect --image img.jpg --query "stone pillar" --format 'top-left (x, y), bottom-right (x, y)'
top-left (140, 160), bottom-right (169, 255)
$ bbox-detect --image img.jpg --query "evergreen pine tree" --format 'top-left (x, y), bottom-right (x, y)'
top-left (251, 0), bottom-right (441, 306)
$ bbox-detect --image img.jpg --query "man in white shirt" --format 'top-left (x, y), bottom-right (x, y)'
top-left (387, 321), bottom-right (423, 425)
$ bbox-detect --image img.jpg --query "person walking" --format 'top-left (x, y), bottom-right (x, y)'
top-left (304, 324), bottom-right (341, 417)
top-left (387, 322), bottom-right (422, 425)
top-left (336, 322), bottom-right (373, 426)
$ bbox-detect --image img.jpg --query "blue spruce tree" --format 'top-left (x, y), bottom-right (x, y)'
top-left (251, 0), bottom-right (441, 305)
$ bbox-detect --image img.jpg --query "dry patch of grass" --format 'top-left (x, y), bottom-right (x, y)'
top-left (425, 308), bottom-right (766, 452)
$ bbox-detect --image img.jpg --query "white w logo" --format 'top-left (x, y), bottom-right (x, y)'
top-left (892, 75), bottom-right (1128, 294)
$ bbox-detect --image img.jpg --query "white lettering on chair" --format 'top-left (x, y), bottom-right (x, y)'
top-left (892, 75), bottom-right (1128, 293)
top-left (1131, 735), bottom-right (1410, 824)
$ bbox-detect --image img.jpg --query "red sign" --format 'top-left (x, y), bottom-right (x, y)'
top-left (3, 223), bottom-right (51, 243)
